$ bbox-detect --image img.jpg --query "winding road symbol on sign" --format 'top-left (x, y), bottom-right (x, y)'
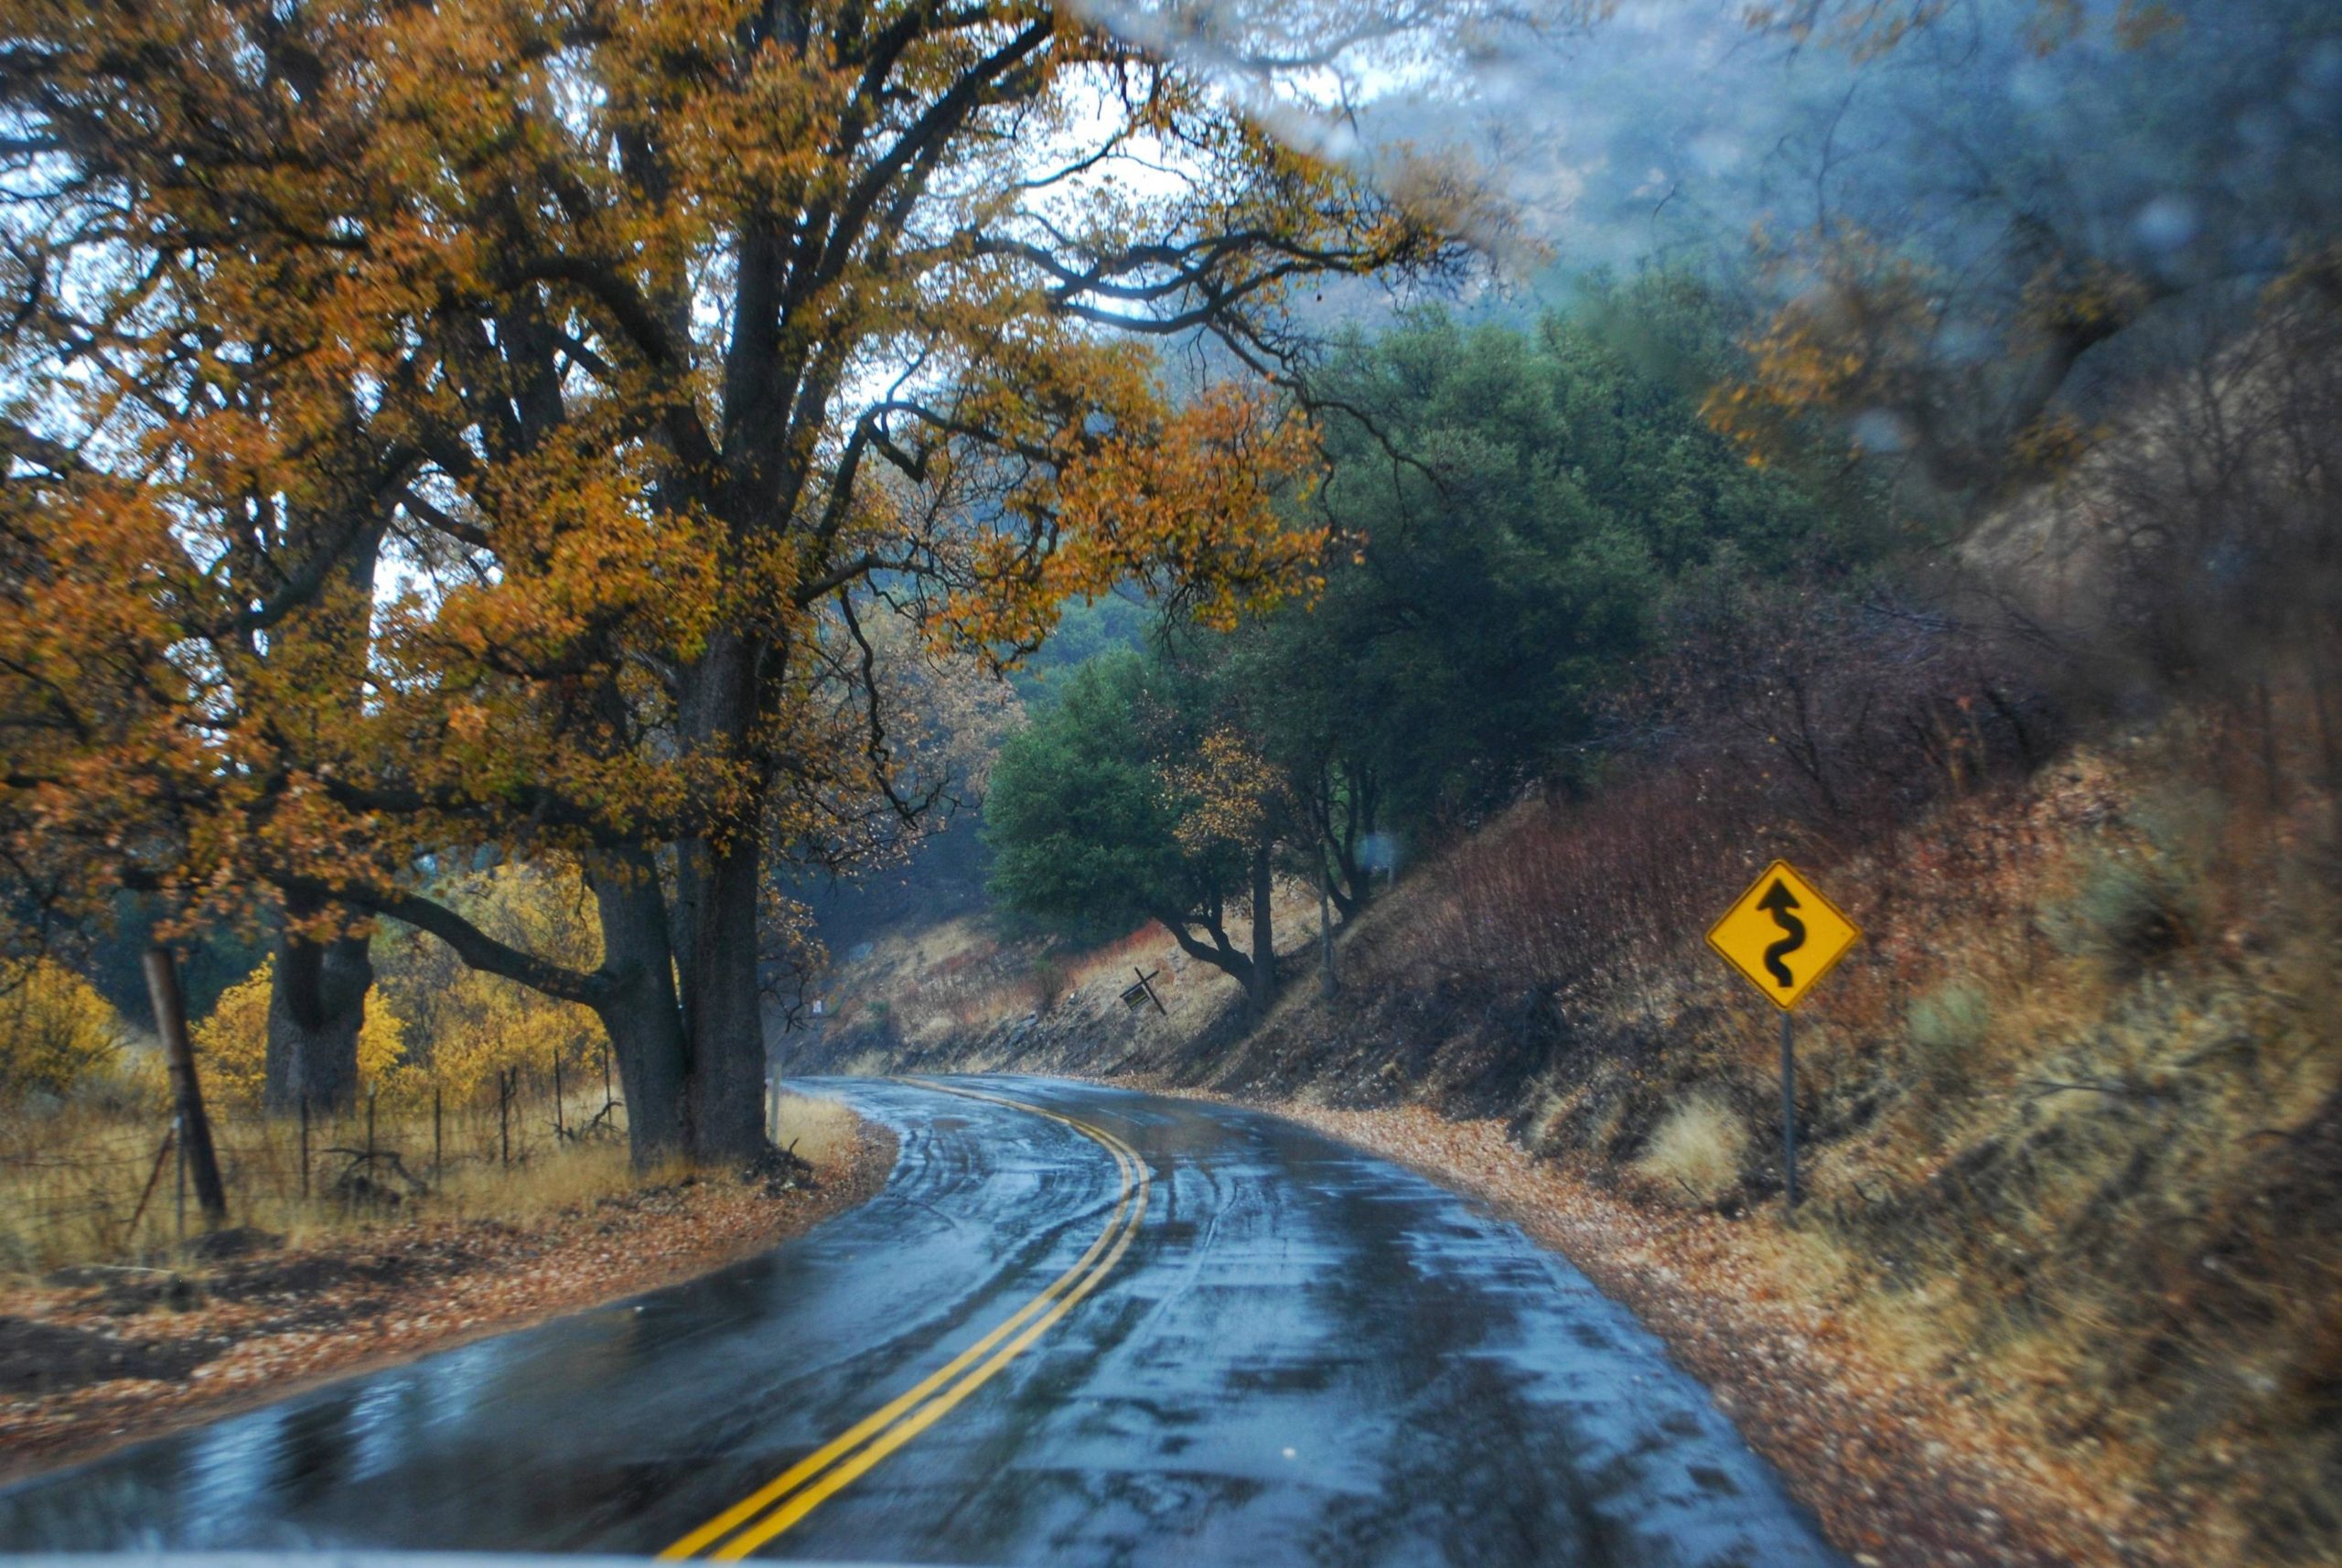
top-left (1706, 860), bottom-right (1858, 1012)
top-left (1756, 879), bottom-right (1805, 987)
top-left (1708, 860), bottom-right (1861, 1211)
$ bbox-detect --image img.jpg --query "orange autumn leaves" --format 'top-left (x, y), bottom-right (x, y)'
top-left (1166, 727), bottom-right (1285, 857)
top-left (0, 0), bottom-right (1412, 979)
top-left (951, 377), bottom-right (1330, 654)
top-left (1701, 224), bottom-right (2151, 483)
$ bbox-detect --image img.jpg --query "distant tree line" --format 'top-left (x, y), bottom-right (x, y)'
top-left (984, 274), bottom-right (1888, 1013)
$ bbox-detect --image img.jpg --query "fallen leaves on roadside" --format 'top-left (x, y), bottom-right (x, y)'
top-left (0, 1121), bottom-right (897, 1480)
top-left (1155, 1087), bottom-right (2208, 1568)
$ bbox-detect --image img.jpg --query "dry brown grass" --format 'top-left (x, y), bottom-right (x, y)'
top-left (1062, 922), bottom-right (1175, 989)
top-left (1073, 699), bottom-right (2331, 1565)
top-left (0, 1079), bottom-right (677, 1280)
top-left (1633, 1092), bottom-right (1747, 1201)
top-left (818, 877), bottom-right (1331, 1069)
top-left (0, 1111), bottom-right (894, 1479)
top-left (772, 1092), bottom-right (860, 1170)
top-left (1524, 711), bottom-right (2342, 1563)
top-left (1082, 694), bottom-right (2342, 1564)
top-left (796, 682), bottom-right (2342, 1563)
top-left (825, 914), bottom-right (1050, 1045)
top-left (1415, 775), bottom-right (1757, 995)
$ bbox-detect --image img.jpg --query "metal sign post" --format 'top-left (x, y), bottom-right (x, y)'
top-left (1120, 968), bottom-right (1167, 1016)
top-left (1707, 860), bottom-right (1861, 1212)
top-left (1779, 1011), bottom-right (1798, 1209)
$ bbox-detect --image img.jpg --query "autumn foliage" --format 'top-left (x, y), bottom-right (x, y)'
top-left (0, 0), bottom-right (1457, 1161)
top-left (0, 959), bottom-right (124, 1106)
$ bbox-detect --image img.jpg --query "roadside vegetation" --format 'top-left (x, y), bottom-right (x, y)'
top-left (801, 162), bottom-right (2342, 1568)
top-left (0, 0), bottom-right (1475, 1469)
top-left (977, 277), bottom-right (1883, 1018)
top-left (4, 866), bottom-right (649, 1274)
top-left (0, 1088), bottom-right (886, 1479)
top-left (0, 0), bottom-right (1463, 1187)
top-left (0, 0), bottom-right (2337, 1556)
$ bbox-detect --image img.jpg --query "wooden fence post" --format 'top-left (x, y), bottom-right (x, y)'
top-left (124, 1126), bottom-right (175, 1250)
top-left (144, 945), bottom-right (227, 1230)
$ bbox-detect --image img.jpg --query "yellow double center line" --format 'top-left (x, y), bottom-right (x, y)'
top-left (660, 1081), bottom-right (1150, 1560)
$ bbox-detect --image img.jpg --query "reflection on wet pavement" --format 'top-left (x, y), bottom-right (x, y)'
top-left (0, 1077), bottom-right (1843, 1567)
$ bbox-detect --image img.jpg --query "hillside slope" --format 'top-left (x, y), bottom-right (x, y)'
top-left (796, 702), bottom-right (2342, 1567)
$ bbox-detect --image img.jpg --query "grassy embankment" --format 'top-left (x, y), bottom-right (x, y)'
top-left (0, 1074), bottom-right (863, 1276)
top-left (809, 703), bottom-right (2342, 1567)
top-left (0, 1090), bottom-right (886, 1477)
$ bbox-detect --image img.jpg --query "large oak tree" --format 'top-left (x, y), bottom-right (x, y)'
top-left (0, 0), bottom-right (1466, 1162)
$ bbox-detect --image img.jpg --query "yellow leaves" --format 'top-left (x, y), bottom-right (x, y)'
top-left (1703, 226), bottom-right (1940, 465)
top-left (0, 0), bottom-right (1437, 972)
top-left (193, 866), bottom-right (606, 1111)
top-left (758, 882), bottom-right (825, 987)
top-left (1166, 727), bottom-right (1283, 854)
top-left (193, 961), bottom-right (274, 1110)
top-left (941, 375), bottom-right (1328, 654)
top-left (419, 969), bottom-right (598, 1104)
top-left (195, 956), bottom-right (419, 1110)
top-left (446, 703), bottom-right (492, 745)
top-left (0, 958), bottom-right (123, 1104)
top-left (379, 862), bottom-right (605, 1101)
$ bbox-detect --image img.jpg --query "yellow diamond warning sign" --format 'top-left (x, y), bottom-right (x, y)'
top-left (1706, 860), bottom-right (1860, 1011)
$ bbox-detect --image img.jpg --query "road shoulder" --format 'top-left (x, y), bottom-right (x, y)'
top-left (0, 1111), bottom-right (898, 1485)
top-left (1134, 1082), bottom-right (2172, 1568)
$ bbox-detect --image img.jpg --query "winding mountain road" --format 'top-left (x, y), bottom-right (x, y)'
top-left (0, 1077), bottom-right (1843, 1567)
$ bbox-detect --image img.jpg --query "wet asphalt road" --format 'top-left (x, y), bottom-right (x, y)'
top-left (0, 1077), bottom-right (1845, 1567)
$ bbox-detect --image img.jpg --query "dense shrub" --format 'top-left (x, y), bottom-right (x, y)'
top-left (0, 958), bottom-right (123, 1106)
top-left (2043, 852), bottom-right (2196, 973)
top-left (1907, 978), bottom-right (1993, 1129)
top-left (1635, 1092), bottom-right (1748, 1201)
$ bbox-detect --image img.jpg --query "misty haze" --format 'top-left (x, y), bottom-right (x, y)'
top-left (0, 1), bottom-right (2335, 1565)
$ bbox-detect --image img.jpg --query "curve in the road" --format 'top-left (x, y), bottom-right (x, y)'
top-left (0, 1075), bottom-right (1848, 1567)
top-left (665, 1081), bottom-right (1149, 1559)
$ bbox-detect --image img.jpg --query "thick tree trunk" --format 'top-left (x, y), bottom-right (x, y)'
top-left (586, 848), bottom-right (691, 1168)
top-left (264, 897), bottom-right (371, 1114)
top-left (1246, 839), bottom-right (1275, 1019)
top-left (671, 632), bottom-right (771, 1165)
top-left (662, 843), bottom-right (696, 1045)
top-left (344, 872), bottom-right (701, 1169)
top-left (266, 515), bottom-right (387, 1117)
top-left (678, 830), bottom-right (770, 1163)
top-left (146, 946), bottom-right (228, 1227)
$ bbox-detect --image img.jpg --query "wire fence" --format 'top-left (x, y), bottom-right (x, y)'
top-left (0, 1066), bottom-right (633, 1274)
